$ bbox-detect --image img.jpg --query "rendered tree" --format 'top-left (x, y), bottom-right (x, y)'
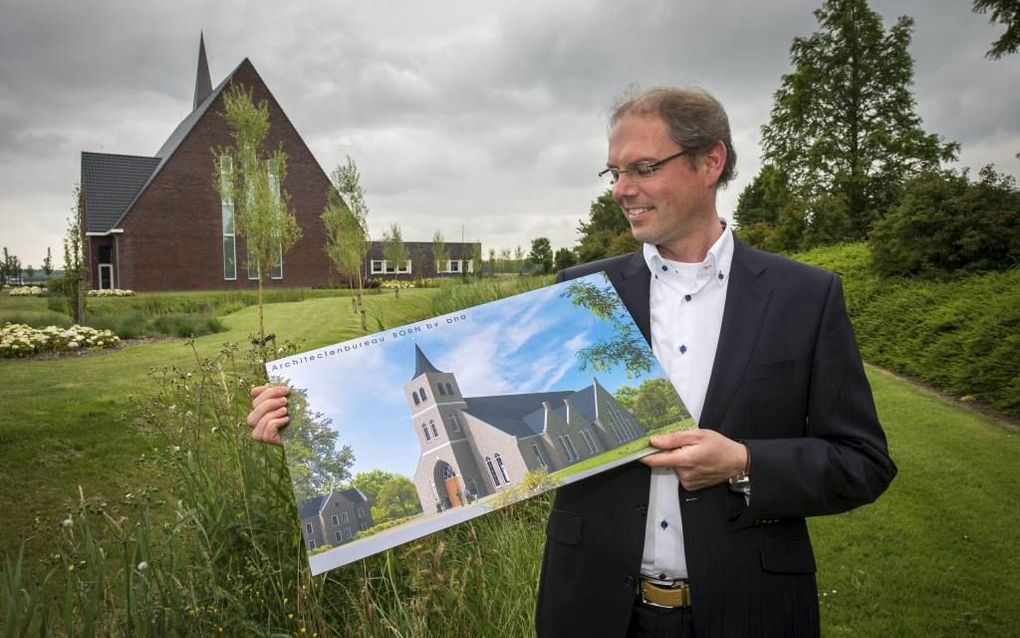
top-left (382, 222), bottom-right (407, 298)
top-left (973, 0), bottom-right (1020, 59)
top-left (372, 476), bottom-right (422, 523)
top-left (431, 230), bottom-right (448, 274)
top-left (215, 84), bottom-right (302, 347)
top-left (633, 378), bottom-right (690, 430)
top-left (563, 278), bottom-right (653, 378)
top-left (576, 190), bottom-right (638, 263)
top-left (760, 0), bottom-right (958, 244)
top-left (529, 237), bottom-right (554, 275)
top-left (322, 155), bottom-right (370, 330)
top-left (282, 387), bottom-right (355, 501)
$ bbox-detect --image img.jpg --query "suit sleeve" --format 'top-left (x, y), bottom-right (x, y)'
top-left (738, 275), bottom-right (897, 522)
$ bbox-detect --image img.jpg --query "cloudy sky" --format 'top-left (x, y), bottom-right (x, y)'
top-left (1, 0), bottom-right (1017, 268)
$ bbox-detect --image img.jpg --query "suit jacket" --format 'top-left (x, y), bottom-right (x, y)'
top-left (535, 239), bottom-right (897, 638)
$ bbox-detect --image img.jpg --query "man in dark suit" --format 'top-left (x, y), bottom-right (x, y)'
top-left (534, 87), bottom-right (896, 637)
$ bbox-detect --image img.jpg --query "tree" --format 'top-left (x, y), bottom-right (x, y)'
top-left (633, 378), bottom-right (690, 430)
top-left (372, 476), bottom-right (422, 523)
top-left (461, 242), bottom-right (479, 279)
top-left (576, 190), bottom-right (639, 263)
top-left (869, 166), bottom-right (1020, 277)
top-left (215, 84), bottom-right (303, 347)
top-left (42, 247), bottom-right (53, 278)
top-left (973, 0), bottom-right (1020, 59)
top-left (322, 155), bottom-right (370, 330)
top-left (759, 0), bottom-right (958, 245)
top-left (25, 265), bottom-right (35, 282)
top-left (382, 222), bottom-right (407, 297)
top-left (0, 248), bottom-right (19, 286)
top-left (283, 388), bottom-right (355, 501)
top-left (529, 237), bottom-right (554, 274)
top-left (563, 278), bottom-right (654, 378)
top-left (348, 469), bottom-right (400, 506)
top-left (59, 184), bottom-right (88, 323)
top-left (487, 247), bottom-right (497, 276)
top-left (554, 247), bottom-right (577, 272)
top-left (432, 230), bottom-right (448, 274)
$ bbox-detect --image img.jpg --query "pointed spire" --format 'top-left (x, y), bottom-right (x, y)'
top-left (193, 32), bottom-right (212, 111)
top-left (412, 344), bottom-right (443, 379)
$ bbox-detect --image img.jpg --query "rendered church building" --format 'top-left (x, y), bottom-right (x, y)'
top-left (406, 345), bottom-right (644, 512)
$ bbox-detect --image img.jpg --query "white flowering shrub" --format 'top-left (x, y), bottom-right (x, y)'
top-left (0, 323), bottom-right (120, 358)
top-left (87, 288), bottom-right (135, 297)
top-left (8, 286), bottom-right (45, 296)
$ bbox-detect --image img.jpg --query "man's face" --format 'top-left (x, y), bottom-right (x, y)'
top-left (607, 114), bottom-right (717, 260)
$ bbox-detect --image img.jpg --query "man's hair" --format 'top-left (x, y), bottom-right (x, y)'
top-left (610, 85), bottom-right (737, 188)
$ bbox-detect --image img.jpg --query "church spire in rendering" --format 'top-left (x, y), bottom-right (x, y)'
top-left (193, 32), bottom-right (212, 111)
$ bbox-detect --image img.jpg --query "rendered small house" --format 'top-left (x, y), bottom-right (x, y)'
top-left (406, 345), bottom-right (645, 512)
top-left (299, 487), bottom-right (373, 550)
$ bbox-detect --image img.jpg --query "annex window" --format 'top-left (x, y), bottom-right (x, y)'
top-left (449, 413), bottom-right (461, 432)
top-left (357, 506), bottom-right (365, 519)
top-left (331, 514), bottom-right (339, 526)
top-left (334, 531), bottom-right (343, 542)
top-left (308, 539), bottom-right (316, 549)
top-left (220, 156), bottom-right (237, 280)
top-left (558, 435), bottom-right (579, 462)
top-left (340, 511), bottom-right (349, 524)
top-left (530, 442), bottom-right (547, 468)
top-left (343, 528), bottom-right (353, 541)
top-left (580, 430), bottom-right (600, 455)
top-left (495, 453), bottom-right (510, 484)
top-left (448, 260), bottom-right (461, 273)
top-left (305, 522), bottom-right (313, 534)
top-left (370, 260), bottom-right (386, 274)
top-left (486, 457), bottom-right (501, 487)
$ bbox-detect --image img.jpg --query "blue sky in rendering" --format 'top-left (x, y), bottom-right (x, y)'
top-left (267, 273), bottom-right (667, 477)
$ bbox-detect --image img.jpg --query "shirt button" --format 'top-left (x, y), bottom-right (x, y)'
top-left (661, 265), bottom-right (668, 272)
top-left (718, 272), bottom-right (725, 280)
top-left (679, 345), bottom-right (687, 354)
top-left (684, 294), bottom-right (691, 301)
top-left (660, 520), bottom-right (668, 529)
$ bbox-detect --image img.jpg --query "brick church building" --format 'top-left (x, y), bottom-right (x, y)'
top-left (79, 35), bottom-right (334, 292)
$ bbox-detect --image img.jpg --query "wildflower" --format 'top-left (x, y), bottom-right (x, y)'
top-left (61, 517), bottom-right (73, 528)
top-left (137, 561), bottom-right (149, 572)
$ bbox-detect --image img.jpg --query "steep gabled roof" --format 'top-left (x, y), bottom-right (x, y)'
top-left (297, 494), bottom-right (328, 518)
top-left (463, 390), bottom-right (574, 438)
top-left (80, 152), bottom-right (161, 233)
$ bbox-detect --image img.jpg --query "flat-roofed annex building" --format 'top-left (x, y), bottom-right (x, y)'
top-left (79, 35), bottom-right (334, 292)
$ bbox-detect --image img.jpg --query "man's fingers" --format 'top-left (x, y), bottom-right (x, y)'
top-left (252, 408), bottom-right (288, 446)
top-left (640, 448), bottom-right (688, 468)
top-left (246, 396), bottom-right (288, 428)
top-left (649, 429), bottom-right (701, 450)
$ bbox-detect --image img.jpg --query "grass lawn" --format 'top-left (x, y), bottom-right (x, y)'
top-left (2, 287), bottom-right (1019, 635)
top-left (0, 289), bottom-right (433, 579)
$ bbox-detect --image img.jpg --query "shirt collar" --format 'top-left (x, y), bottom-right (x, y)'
top-left (642, 222), bottom-right (734, 287)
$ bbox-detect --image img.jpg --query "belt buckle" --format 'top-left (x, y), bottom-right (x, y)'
top-left (638, 577), bottom-right (691, 609)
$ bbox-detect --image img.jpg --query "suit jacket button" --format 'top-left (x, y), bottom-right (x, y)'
top-left (625, 576), bottom-right (636, 588)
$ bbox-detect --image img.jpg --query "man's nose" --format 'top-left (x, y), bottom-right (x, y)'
top-left (612, 173), bottom-right (639, 200)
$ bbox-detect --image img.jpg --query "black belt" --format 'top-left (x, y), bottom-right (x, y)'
top-left (637, 576), bottom-right (692, 609)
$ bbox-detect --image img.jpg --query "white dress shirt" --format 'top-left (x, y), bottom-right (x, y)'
top-left (639, 225), bottom-right (734, 580)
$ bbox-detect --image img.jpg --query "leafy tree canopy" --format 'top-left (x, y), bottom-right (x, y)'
top-left (529, 237), bottom-right (554, 274)
top-left (633, 378), bottom-right (689, 430)
top-left (973, 0), bottom-right (1020, 59)
top-left (283, 387), bottom-right (355, 501)
top-left (553, 247), bottom-right (577, 272)
top-left (576, 190), bottom-right (639, 263)
top-left (759, 0), bottom-right (958, 246)
top-left (563, 278), bottom-right (653, 378)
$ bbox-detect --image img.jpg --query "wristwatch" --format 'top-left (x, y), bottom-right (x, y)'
top-left (728, 471), bottom-right (751, 495)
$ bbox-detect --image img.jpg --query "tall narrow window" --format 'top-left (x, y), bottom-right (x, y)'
top-left (268, 160), bottom-right (283, 279)
top-left (486, 457), bottom-right (501, 486)
top-left (438, 383), bottom-right (447, 396)
top-left (430, 420), bottom-right (439, 438)
top-left (422, 423), bottom-right (431, 441)
top-left (220, 156), bottom-right (236, 280)
top-left (581, 430), bottom-right (600, 455)
top-left (495, 453), bottom-right (510, 484)
top-left (449, 413), bottom-right (461, 432)
top-left (558, 435), bottom-right (579, 462)
top-left (530, 443), bottom-right (547, 467)
top-left (419, 387), bottom-right (428, 402)
top-left (445, 383), bottom-right (454, 395)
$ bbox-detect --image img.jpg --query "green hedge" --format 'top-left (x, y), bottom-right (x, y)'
top-left (795, 243), bottom-right (1020, 418)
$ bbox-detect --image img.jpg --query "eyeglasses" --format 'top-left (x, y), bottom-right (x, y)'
top-left (598, 150), bottom-right (688, 185)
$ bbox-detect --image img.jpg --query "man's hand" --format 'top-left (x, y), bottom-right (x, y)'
top-left (641, 429), bottom-right (748, 491)
top-left (247, 384), bottom-right (291, 446)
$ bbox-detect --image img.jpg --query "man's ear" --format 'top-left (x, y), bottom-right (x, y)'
top-left (700, 140), bottom-right (727, 189)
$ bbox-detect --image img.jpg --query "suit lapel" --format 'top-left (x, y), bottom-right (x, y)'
top-left (700, 239), bottom-right (773, 430)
